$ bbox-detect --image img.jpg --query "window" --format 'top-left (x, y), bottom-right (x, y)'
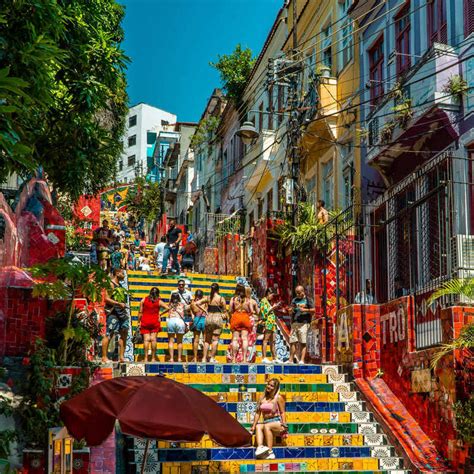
top-left (428, 0), bottom-right (447, 46)
top-left (118, 159), bottom-right (123, 171)
top-left (321, 24), bottom-right (333, 72)
top-left (127, 155), bottom-right (136, 166)
top-left (339, 0), bottom-right (353, 69)
top-left (267, 188), bottom-right (273, 214)
top-left (128, 115), bottom-right (137, 127)
top-left (268, 86), bottom-right (274, 130)
top-left (128, 135), bottom-right (136, 147)
top-left (257, 198), bottom-right (263, 219)
top-left (259, 102), bottom-right (264, 131)
top-left (369, 37), bottom-right (384, 105)
top-left (248, 211), bottom-right (255, 230)
top-left (395, 3), bottom-right (411, 74)
top-left (147, 131), bottom-right (156, 145)
top-left (465, 0), bottom-right (474, 36)
top-left (322, 159), bottom-right (334, 209)
top-left (342, 164), bottom-right (354, 209)
top-left (277, 85), bottom-right (284, 126)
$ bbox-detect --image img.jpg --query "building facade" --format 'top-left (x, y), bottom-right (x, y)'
top-left (117, 103), bottom-right (176, 183)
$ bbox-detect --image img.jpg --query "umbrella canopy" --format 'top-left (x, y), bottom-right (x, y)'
top-left (60, 375), bottom-right (251, 447)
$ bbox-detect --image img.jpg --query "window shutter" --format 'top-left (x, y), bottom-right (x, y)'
top-left (465, 0), bottom-right (474, 36)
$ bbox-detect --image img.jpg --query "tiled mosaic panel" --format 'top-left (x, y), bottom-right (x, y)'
top-left (121, 361), bottom-right (405, 473)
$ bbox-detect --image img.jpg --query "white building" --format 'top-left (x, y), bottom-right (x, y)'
top-left (117, 103), bottom-right (176, 183)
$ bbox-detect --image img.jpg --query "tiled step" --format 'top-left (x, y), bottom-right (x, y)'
top-left (155, 432), bottom-right (387, 449)
top-left (128, 443), bottom-right (400, 463)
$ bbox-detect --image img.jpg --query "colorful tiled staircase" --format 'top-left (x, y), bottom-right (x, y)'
top-left (127, 271), bottom-right (288, 362)
top-left (124, 271), bottom-right (407, 473)
top-left (119, 362), bottom-right (407, 473)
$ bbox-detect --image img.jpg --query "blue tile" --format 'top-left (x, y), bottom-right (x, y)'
top-left (257, 365), bottom-right (265, 374)
top-left (214, 364), bottom-right (223, 374)
top-left (206, 365), bottom-right (215, 373)
top-left (239, 365), bottom-right (248, 374)
top-left (248, 365), bottom-right (258, 374)
top-left (188, 365), bottom-right (197, 373)
top-left (273, 365), bottom-right (282, 374)
top-left (223, 365), bottom-right (232, 373)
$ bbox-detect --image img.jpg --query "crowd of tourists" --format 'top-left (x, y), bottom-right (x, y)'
top-left (135, 279), bottom-right (315, 365)
top-left (91, 218), bottom-right (316, 366)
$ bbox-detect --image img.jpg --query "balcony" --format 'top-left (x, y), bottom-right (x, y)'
top-left (301, 77), bottom-right (340, 154)
top-left (243, 129), bottom-right (276, 193)
top-left (365, 43), bottom-right (461, 180)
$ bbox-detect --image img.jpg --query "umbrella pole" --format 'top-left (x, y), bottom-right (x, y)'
top-left (140, 439), bottom-right (150, 474)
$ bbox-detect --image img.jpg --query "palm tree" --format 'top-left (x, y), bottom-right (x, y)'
top-left (428, 278), bottom-right (474, 305)
top-left (430, 323), bottom-right (474, 368)
top-left (428, 278), bottom-right (474, 368)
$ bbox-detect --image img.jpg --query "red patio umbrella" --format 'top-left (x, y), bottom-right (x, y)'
top-left (60, 375), bottom-right (251, 447)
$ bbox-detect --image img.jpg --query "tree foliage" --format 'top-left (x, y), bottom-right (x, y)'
top-left (0, 0), bottom-right (128, 200)
top-left (276, 203), bottom-right (343, 253)
top-left (210, 44), bottom-right (255, 104)
top-left (122, 177), bottom-right (162, 225)
top-left (190, 116), bottom-right (220, 148)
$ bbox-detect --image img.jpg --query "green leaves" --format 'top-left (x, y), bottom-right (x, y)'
top-left (428, 279), bottom-right (474, 306)
top-left (210, 44), bottom-right (255, 104)
top-left (0, 0), bottom-right (128, 200)
top-left (123, 177), bottom-right (162, 225)
top-left (276, 203), bottom-right (343, 254)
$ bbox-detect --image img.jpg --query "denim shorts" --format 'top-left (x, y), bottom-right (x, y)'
top-left (106, 313), bottom-right (130, 336)
top-left (167, 317), bottom-right (186, 334)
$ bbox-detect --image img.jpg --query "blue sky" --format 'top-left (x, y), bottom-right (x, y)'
top-left (120, 0), bottom-right (282, 122)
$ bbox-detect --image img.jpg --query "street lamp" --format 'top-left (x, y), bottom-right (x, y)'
top-left (236, 121), bottom-right (259, 146)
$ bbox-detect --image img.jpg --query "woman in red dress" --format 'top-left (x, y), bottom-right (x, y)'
top-left (137, 287), bottom-right (168, 362)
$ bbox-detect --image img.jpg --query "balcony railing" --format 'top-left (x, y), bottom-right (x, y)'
top-left (365, 43), bottom-right (461, 165)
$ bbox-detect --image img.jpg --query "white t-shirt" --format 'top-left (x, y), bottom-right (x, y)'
top-left (140, 263), bottom-right (151, 271)
top-left (154, 242), bottom-right (166, 263)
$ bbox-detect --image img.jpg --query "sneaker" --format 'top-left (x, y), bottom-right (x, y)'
top-left (274, 358), bottom-right (283, 364)
top-left (266, 450), bottom-right (275, 460)
top-left (255, 446), bottom-right (269, 457)
top-left (298, 359), bottom-right (305, 365)
top-left (262, 358), bottom-right (272, 364)
top-left (284, 359), bottom-right (292, 364)
top-left (209, 357), bottom-right (218, 363)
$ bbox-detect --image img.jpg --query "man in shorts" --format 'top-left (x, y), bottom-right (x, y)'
top-left (101, 268), bottom-right (129, 363)
top-left (288, 285), bottom-right (315, 365)
top-left (93, 219), bottom-right (113, 271)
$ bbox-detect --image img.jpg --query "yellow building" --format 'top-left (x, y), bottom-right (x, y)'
top-left (285, 0), bottom-right (360, 212)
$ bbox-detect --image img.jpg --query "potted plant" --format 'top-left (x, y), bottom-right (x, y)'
top-left (392, 98), bottom-right (413, 130)
top-left (443, 74), bottom-right (469, 100)
top-left (380, 120), bottom-right (396, 144)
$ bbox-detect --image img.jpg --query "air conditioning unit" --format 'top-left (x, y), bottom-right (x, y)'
top-left (453, 235), bottom-right (474, 270)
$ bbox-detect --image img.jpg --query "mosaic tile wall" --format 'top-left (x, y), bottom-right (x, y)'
top-left (336, 299), bottom-right (473, 472)
top-left (118, 362), bottom-right (407, 474)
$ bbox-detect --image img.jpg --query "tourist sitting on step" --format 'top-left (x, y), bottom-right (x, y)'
top-left (202, 283), bottom-right (227, 363)
top-left (190, 290), bottom-right (208, 362)
top-left (137, 287), bottom-right (169, 362)
top-left (229, 284), bottom-right (253, 364)
top-left (166, 293), bottom-right (187, 362)
top-left (250, 378), bottom-right (288, 460)
top-left (259, 288), bottom-right (283, 364)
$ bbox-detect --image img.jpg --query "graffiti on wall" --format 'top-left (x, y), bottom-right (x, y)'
top-left (380, 300), bottom-right (407, 346)
top-left (335, 306), bottom-right (353, 364)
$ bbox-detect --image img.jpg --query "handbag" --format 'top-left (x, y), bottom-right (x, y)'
top-left (132, 328), bottom-right (143, 345)
top-left (256, 320), bottom-right (265, 335)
